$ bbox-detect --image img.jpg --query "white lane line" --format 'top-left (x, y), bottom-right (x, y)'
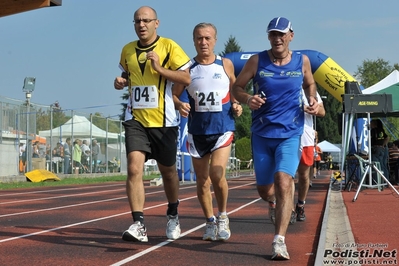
top-left (0, 194), bottom-right (199, 244)
top-left (0, 186), bottom-right (196, 217)
top-left (0, 181), bottom-right (255, 243)
top-left (0, 188), bottom-right (126, 205)
top-left (0, 183), bottom-right (124, 197)
top-left (0, 196), bottom-right (127, 218)
top-left (110, 197), bottom-right (262, 266)
top-left (1, 184), bottom-right (198, 205)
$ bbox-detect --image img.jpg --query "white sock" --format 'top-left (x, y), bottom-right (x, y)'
top-left (273, 235), bottom-right (285, 243)
top-left (217, 211), bottom-right (227, 217)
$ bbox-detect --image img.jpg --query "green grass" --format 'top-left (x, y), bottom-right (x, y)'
top-left (0, 173), bottom-right (160, 190)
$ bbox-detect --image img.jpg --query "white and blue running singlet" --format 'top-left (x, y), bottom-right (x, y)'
top-left (251, 50), bottom-right (305, 138)
top-left (185, 55), bottom-right (235, 135)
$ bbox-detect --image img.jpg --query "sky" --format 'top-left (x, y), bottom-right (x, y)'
top-left (1, 0), bottom-right (399, 118)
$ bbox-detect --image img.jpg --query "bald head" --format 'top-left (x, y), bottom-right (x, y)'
top-left (134, 6), bottom-right (157, 19)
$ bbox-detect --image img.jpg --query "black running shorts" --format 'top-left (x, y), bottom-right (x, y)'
top-left (123, 119), bottom-right (178, 167)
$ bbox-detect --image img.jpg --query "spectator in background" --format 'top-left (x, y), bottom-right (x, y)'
top-left (19, 143), bottom-right (26, 174)
top-left (52, 142), bottom-right (64, 173)
top-left (32, 141), bottom-right (40, 158)
top-left (313, 134), bottom-right (322, 178)
top-left (45, 143), bottom-right (51, 161)
top-left (53, 142), bottom-right (64, 158)
top-left (388, 140), bottom-right (399, 184)
top-left (326, 153), bottom-right (333, 174)
top-left (64, 138), bottom-right (72, 174)
top-left (81, 139), bottom-right (91, 170)
top-left (72, 139), bottom-right (82, 174)
top-left (370, 119), bottom-right (389, 181)
top-left (91, 139), bottom-right (100, 173)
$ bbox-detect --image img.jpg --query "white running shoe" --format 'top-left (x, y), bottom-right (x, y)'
top-left (217, 215), bottom-right (231, 241)
top-left (271, 237), bottom-right (290, 260)
top-left (122, 221), bottom-right (148, 242)
top-left (203, 220), bottom-right (218, 241)
top-left (166, 215), bottom-right (181, 240)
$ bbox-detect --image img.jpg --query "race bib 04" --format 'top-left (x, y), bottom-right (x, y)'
top-left (130, 85), bottom-right (159, 109)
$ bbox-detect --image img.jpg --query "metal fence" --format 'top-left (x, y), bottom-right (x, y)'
top-left (0, 95), bottom-right (125, 176)
top-left (0, 95), bottom-right (251, 180)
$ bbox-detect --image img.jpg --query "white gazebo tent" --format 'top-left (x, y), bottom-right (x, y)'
top-left (318, 140), bottom-right (341, 167)
top-left (38, 115), bottom-right (121, 142)
top-left (38, 115), bottom-right (125, 171)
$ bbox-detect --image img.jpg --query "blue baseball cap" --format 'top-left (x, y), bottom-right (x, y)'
top-left (267, 17), bottom-right (293, 33)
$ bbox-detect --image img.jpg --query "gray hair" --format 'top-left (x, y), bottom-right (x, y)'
top-left (192, 22), bottom-right (217, 39)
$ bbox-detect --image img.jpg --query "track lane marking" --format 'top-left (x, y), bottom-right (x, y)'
top-left (0, 181), bottom-right (255, 243)
top-left (110, 197), bottom-right (262, 266)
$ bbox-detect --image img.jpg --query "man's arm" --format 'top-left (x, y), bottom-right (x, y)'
top-left (223, 57), bottom-right (242, 117)
top-left (147, 50), bottom-right (191, 86)
top-left (232, 54), bottom-right (264, 108)
top-left (172, 82), bottom-right (190, 118)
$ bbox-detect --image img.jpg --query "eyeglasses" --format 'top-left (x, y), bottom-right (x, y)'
top-left (133, 19), bottom-right (157, 24)
top-left (268, 31), bottom-right (290, 39)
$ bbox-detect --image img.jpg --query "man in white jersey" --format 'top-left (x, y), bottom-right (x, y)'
top-left (295, 91), bottom-right (325, 221)
top-left (173, 23), bottom-right (242, 241)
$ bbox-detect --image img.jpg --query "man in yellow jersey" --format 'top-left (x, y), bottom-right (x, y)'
top-left (114, 6), bottom-right (191, 242)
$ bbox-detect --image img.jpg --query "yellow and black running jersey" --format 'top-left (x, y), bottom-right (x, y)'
top-left (119, 36), bottom-right (190, 127)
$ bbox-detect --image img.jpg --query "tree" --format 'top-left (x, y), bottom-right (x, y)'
top-left (315, 86), bottom-right (342, 143)
top-left (219, 35), bottom-right (243, 57)
top-left (35, 102), bottom-right (69, 134)
top-left (119, 93), bottom-right (129, 121)
top-left (354, 58), bottom-right (396, 88)
top-left (235, 137), bottom-right (251, 161)
top-left (234, 105), bottom-right (251, 140)
top-left (92, 112), bottom-right (121, 133)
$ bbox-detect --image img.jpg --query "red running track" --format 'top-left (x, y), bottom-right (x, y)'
top-left (0, 174), bottom-right (331, 266)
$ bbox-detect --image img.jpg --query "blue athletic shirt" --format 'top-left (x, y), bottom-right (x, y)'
top-left (185, 55), bottom-right (235, 135)
top-left (251, 50), bottom-right (304, 138)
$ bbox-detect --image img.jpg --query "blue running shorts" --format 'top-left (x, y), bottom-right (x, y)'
top-left (252, 133), bottom-right (301, 185)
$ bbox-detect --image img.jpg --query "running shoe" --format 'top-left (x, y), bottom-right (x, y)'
top-left (217, 215), bottom-right (231, 241)
top-left (271, 237), bottom-right (290, 260)
top-left (296, 204), bottom-right (306, 221)
top-left (166, 214), bottom-right (181, 240)
top-left (203, 220), bottom-right (218, 241)
top-left (289, 209), bottom-right (297, 224)
top-left (122, 221), bottom-right (148, 242)
top-left (269, 204), bottom-right (276, 225)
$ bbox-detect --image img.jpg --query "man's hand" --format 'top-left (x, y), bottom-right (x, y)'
top-left (232, 102), bottom-right (243, 117)
top-left (114, 77), bottom-right (127, 90)
top-left (147, 51), bottom-right (161, 72)
top-left (306, 96), bottom-right (320, 115)
top-left (178, 102), bottom-right (191, 118)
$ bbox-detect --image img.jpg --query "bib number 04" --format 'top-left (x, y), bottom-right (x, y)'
top-left (130, 85), bottom-right (158, 109)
